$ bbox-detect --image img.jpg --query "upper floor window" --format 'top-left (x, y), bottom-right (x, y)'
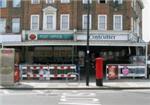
top-left (31, 0), bottom-right (40, 4)
top-left (98, 0), bottom-right (107, 3)
top-left (82, 14), bottom-right (92, 30)
top-left (43, 14), bottom-right (56, 30)
top-left (60, 0), bottom-right (70, 3)
top-left (46, 0), bottom-right (54, 4)
top-left (0, 18), bottom-right (6, 33)
top-left (12, 18), bottom-right (20, 33)
top-left (13, 0), bottom-right (21, 7)
top-left (98, 15), bottom-right (107, 30)
top-left (0, 0), bottom-right (7, 8)
top-left (30, 15), bottom-right (39, 30)
top-left (60, 14), bottom-right (70, 30)
top-left (113, 15), bottom-right (123, 31)
top-left (82, 0), bottom-right (92, 4)
top-left (113, 0), bottom-right (123, 4)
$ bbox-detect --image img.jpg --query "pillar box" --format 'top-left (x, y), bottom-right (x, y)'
top-left (96, 57), bottom-right (103, 86)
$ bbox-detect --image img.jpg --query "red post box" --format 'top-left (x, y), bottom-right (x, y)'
top-left (96, 57), bottom-right (103, 86)
top-left (14, 64), bottom-right (20, 82)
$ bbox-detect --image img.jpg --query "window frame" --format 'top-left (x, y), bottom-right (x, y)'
top-left (98, 15), bottom-right (107, 31)
top-left (13, 0), bottom-right (21, 8)
top-left (46, 0), bottom-right (54, 4)
top-left (98, 0), bottom-right (107, 4)
top-left (82, 0), bottom-right (92, 4)
top-left (43, 14), bottom-right (56, 30)
top-left (31, 0), bottom-right (40, 4)
top-left (0, 0), bottom-right (7, 8)
top-left (60, 0), bottom-right (70, 3)
top-left (113, 15), bottom-right (123, 31)
top-left (12, 18), bottom-right (20, 33)
top-left (113, 0), bottom-right (123, 4)
top-left (60, 14), bottom-right (70, 30)
top-left (30, 15), bottom-right (39, 30)
top-left (82, 14), bottom-right (92, 30)
top-left (0, 18), bottom-right (6, 33)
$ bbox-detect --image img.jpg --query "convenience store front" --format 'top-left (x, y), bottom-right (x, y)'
top-left (3, 31), bottom-right (147, 79)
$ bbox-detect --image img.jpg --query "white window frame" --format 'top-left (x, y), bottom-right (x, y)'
top-left (31, 0), bottom-right (40, 4)
top-left (43, 14), bottom-right (56, 30)
top-left (113, 15), bottom-right (123, 31)
top-left (13, 0), bottom-right (21, 7)
top-left (113, 0), bottom-right (123, 4)
top-left (46, 0), bottom-right (54, 4)
top-left (0, 18), bottom-right (6, 33)
top-left (12, 18), bottom-right (20, 33)
top-left (98, 15), bottom-right (107, 31)
top-left (30, 15), bottom-right (39, 30)
top-left (0, 0), bottom-right (7, 8)
top-left (82, 14), bottom-right (92, 30)
top-left (60, 14), bottom-right (70, 30)
top-left (60, 0), bottom-right (70, 3)
top-left (82, 0), bottom-right (92, 4)
top-left (98, 0), bottom-right (107, 4)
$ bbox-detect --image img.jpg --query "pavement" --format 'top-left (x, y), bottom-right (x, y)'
top-left (0, 78), bottom-right (150, 90)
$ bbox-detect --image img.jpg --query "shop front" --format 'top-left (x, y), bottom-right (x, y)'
top-left (3, 31), bottom-right (148, 80)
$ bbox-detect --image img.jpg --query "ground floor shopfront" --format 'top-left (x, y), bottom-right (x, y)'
top-left (2, 31), bottom-right (148, 79)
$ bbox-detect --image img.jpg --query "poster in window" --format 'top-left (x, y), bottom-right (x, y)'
top-left (107, 65), bottom-right (118, 80)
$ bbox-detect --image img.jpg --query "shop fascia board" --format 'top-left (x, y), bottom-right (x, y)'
top-left (3, 40), bottom-right (146, 47)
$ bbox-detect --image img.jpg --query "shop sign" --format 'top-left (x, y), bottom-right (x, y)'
top-left (77, 34), bottom-right (128, 41)
top-left (107, 65), bottom-right (118, 80)
top-left (26, 33), bottom-right (74, 40)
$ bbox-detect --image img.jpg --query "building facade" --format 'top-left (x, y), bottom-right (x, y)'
top-left (0, 0), bottom-right (146, 76)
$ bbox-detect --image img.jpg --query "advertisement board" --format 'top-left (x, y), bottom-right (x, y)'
top-left (107, 65), bottom-right (118, 80)
top-left (0, 48), bottom-right (15, 86)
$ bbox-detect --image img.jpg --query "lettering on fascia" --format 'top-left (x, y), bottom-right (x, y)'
top-left (91, 35), bottom-right (116, 40)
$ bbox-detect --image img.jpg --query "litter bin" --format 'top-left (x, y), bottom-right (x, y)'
top-left (96, 57), bottom-right (103, 86)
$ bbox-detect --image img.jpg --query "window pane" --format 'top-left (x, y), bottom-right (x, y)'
top-left (99, 0), bottom-right (106, 3)
top-left (62, 16), bottom-right (69, 29)
top-left (83, 0), bottom-right (92, 4)
top-left (0, 18), bottom-right (6, 33)
top-left (47, 16), bottom-right (53, 29)
top-left (13, 0), bottom-right (21, 7)
top-left (47, 0), bottom-right (54, 4)
top-left (0, 0), bottom-right (6, 8)
top-left (32, 0), bottom-right (39, 4)
top-left (83, 15), bottom-right (91, 30)
top-left (114, 15), bottom-right (122, 31)
top-left (61, 0), bottom-right (70, 3)
top-left (12, 18), bottom-right (20, 33)
top-left (99, 16), bottom-right (106, 30)
top-left (31, 15), bottom-right (39, 30)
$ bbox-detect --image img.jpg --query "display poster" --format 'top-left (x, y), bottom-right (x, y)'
top-left (107, 65), bottom-right (118, 80)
